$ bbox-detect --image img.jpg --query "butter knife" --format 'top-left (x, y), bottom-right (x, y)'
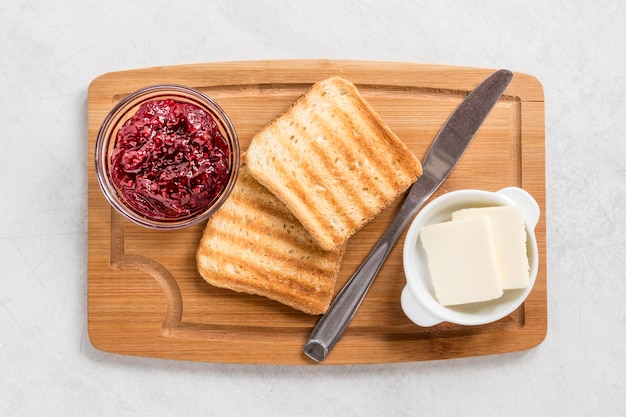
top-left (303, 69), bottom-right (514, 363)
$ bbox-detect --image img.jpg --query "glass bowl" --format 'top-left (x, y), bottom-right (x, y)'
top-left (95, 84), bottom-right (240, 230)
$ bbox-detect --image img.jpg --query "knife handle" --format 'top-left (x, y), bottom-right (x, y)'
top-left (303, 238), bottom-right (392, 362)
top-left (303, 184), bottom-right (429, 363)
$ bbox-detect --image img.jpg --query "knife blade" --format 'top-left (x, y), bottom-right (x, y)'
top-left (302, 69), bottom-right (514, 363)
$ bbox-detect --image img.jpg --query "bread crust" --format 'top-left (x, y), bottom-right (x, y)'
top-left (246, 76), bottom-right (422, 251)
top-left (196, 164), bottom-right (345, 315)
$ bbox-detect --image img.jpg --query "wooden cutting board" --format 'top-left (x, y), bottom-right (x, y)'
top-left (87, 60), bottom-right (546, 365)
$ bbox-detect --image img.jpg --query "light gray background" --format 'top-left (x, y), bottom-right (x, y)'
top-left (2, 0), bottom-right (625, 415)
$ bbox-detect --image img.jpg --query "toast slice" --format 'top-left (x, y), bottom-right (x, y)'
top-left (246, 76), bottom-right (422, 251)
top-left (196, 164), bottom-right (345, 315)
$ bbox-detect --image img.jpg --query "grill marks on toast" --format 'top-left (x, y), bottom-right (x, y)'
top-left (196, 166), bottom-right (345, 315)
top-left (246, 76), bottom-right (422, 251)
top-left (206, 210), bottom-right (335, 278)
top-left (279, 108), bottom-right (369, 236)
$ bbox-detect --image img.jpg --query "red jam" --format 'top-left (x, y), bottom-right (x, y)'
top-left (110, 99), bottom-right (230, 220)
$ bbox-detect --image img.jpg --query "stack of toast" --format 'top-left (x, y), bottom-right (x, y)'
top-left (196, 76), bottom-right (422, 314)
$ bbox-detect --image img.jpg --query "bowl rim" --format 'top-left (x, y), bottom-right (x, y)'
top-left (94, 84), bottom-right (240, 230)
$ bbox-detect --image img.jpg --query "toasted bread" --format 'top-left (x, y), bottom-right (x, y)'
top-left (196, 164), bottom-right (345, 315)
top-left (246, 76), bottom-right (422, 251)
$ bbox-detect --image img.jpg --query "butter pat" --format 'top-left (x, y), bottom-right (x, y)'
top-left (452, 205), bottom-right (529, 289)
top-left (419, 216), bottom-right (504, 306)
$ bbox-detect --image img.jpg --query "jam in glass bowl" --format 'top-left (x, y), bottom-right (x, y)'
top-left (95, 84), bottom-right (239, 230)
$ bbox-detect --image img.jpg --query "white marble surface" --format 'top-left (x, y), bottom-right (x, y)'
top-left (2, 0), bottom-right (625, 415)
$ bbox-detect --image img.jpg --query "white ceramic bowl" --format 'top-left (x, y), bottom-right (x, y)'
top-left (401, 187), bottom-right (540, 327)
